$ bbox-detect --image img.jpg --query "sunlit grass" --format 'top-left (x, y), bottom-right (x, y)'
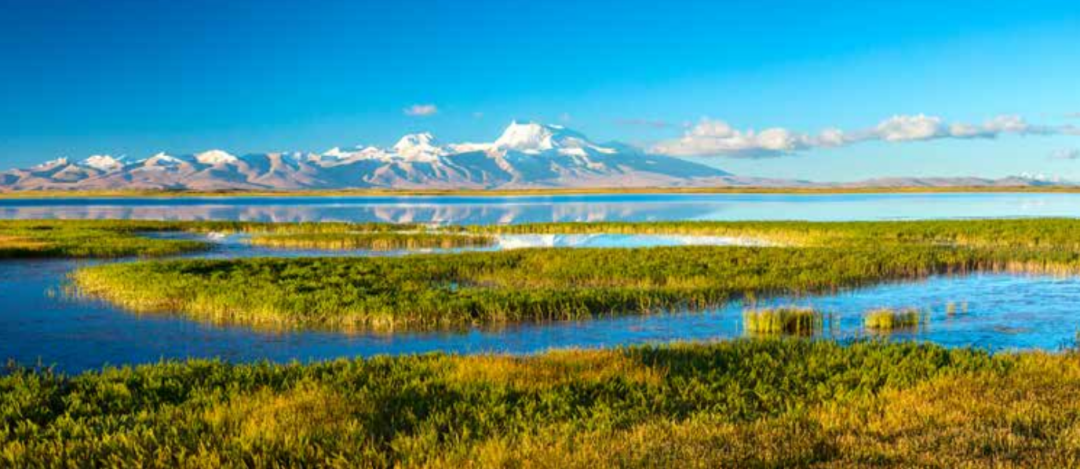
top-left (864, 307), bottom-right (923, 331)
top-left (70, 218), bottom-right (1080, 331)
top-left (6, 340), bottom-right (1080, 467)
top-left (249, 232), bottom-right (495, 251)
top-left (743, 307), bottom-right (822, 335)
top-left (0, 219), bottom-right (459, 258)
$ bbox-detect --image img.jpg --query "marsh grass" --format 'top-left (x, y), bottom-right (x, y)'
top-left (4, 217), bottom-right (1077, 330)
top-left (0, 220), bottom-right (210, 259)
top-left (0, 220), bottom-right (460, 258)
top-left (7, 340), bottom-right (1080, 467)
top-left (864, 307), bottom-right (923, 331)
top-left (72, 244), bottom-right (987, 331)
top-left (743, 307), bottom-right (822, 335)
top-left (249, 232), bottom-right (495, 251)
top-left (70, 218), bottom-right (1080, 331)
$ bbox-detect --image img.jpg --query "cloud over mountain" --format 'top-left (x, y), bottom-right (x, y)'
top-left (653, 114), bottom-right (1079, 158)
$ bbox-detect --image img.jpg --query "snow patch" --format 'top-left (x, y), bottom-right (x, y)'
top-left (195, 149), bottom-right (239, 165)
top-left (392, 133), bottom-right (446, 162)
top-left (81, 155), bottom-right (124, 171)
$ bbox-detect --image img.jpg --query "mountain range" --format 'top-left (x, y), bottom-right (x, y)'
top-left (0, 122), bottom-right (766, 191)
top-left (0, 122), bottom-right (1065, 191)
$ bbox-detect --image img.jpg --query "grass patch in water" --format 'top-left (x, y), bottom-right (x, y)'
top-left (72, 243), bottom-right (994, 331)
top-left (0, 219), bottom-right (463, 259)
top-left (864, 308), bottom-right (923, 331)
top-left (70, 218), bottom-right (1080, 331)
top-left (249, 232), bottom-right (495, 251)
top-left (743, 307), bottom-right (822, 335)
top-left (0, 220), bottom-right (210, 259)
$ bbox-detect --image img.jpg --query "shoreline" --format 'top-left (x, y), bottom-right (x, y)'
top-left (3, 185), bottom-right (1080, 199)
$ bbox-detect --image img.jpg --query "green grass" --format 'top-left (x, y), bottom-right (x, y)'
top-left (0, 220), bottom-right (452, 259)
top-left (13, 217), bottom-right (1080, 259)
top-left (249, 232), bottom-right (495, 251)
top-left (6, 340), bottom-right (1080, 467)
top-left (467, 218), bottom-right (1080, 250)
top-left (71, 218), bottom-right (1080, 331)
top-left (864, 308), bottom-right (923, 331)
top-left (743, 307), bottom-right (822, 335)
top-left (0, 220), bottom-right (211, 259)
top-left (71, 244), bottom-right (987, 331)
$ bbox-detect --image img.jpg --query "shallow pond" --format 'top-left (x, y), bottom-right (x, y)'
top-left (5, 192), bottom-right (1080, 223)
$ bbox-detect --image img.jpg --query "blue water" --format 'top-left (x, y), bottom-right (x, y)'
top-left (4, 192), bottom-right (1080, 223)
top-left (4, 193), bottom-right (1080, 372)
top-left (2, 254), bottom-right (1078, 373)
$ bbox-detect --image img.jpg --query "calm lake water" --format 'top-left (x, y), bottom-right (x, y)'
top-left (5, 192), bottom-right (1080, 223)
top-left (4, 192), bottom-right (1080, 372)
top-left (2, 256), bottom-right (1077, 373)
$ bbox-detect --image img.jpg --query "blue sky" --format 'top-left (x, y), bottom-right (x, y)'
top-left (2, 0), bottom-right (1079, 181)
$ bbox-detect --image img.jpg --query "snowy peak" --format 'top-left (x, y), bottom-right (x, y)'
top-left (392, 133), bottom-right (445, 162)
top-left (322, 147), bottom-right (351, 159)
top-left (33, 158), bottom-right (70, 170)
top-left (144, 152), bottom-right (185, 167)
top-left (494, 121), bottom-right (559, 154)
top-left (81, 155), bottom-right (124, 172)
top-left (493, 121), bottom-right (614, 156)
top-left (194, 149), bottom-right (239, 165)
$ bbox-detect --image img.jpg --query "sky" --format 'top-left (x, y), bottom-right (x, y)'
top-left (2, 0), bottom-right (1079, 181)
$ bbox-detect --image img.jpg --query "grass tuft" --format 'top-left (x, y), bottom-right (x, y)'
top-left (864, 307), bottom-right (923, 331)
top-left (743, 307), bottom-right (822, 335)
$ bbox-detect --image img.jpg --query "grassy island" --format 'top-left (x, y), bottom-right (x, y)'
top-left (0, 220), bottom-right (211, 259)
top-left (249, 232), bottom-right (495, 251)
top-left (70, 218), bottom-right (1080, 331)
top-left (0, 220), bottom-right (468, 259)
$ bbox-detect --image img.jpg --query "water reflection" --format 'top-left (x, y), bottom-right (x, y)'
top-left (4, 192), bottom-right (1080, 224)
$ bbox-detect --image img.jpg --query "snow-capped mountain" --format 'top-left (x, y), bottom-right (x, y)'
top-left (0, 122), bottom-right (743, 191)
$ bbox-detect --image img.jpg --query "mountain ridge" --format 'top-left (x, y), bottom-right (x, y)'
top-left (0, 122), bottom-right (1069, 192)
top-left (1, 122), bottom-right (756, 191)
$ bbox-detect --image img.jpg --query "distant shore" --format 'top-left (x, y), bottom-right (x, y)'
top-left (3, 185), bottom-right (1080, 199)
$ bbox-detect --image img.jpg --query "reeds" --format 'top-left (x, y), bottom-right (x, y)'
top-left (864, 307), bottom-right (922, 331)
top-left (743, 307), bottom-right (823, 335)
top-left (248, 232), bottom-right (495, 251)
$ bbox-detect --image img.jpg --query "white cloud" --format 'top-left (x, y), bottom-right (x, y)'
top-left (653, 114), bottom-right (1077, 158)
top-left (873, 114), bottom-right (945, 142)
top-left (652, 119), bottom-right (823, 158)
top-left (616, 118), bottom-right (671, 129)
top-left (1051, 149), bottom-right (1080, 160)
top-left (403, 104), bottom-right (438, 117)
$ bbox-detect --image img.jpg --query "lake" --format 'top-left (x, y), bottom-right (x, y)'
top-left (4, 192), bottom-right (1080, 223)
top-left (5, 192), bottom-right (1080, 372)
